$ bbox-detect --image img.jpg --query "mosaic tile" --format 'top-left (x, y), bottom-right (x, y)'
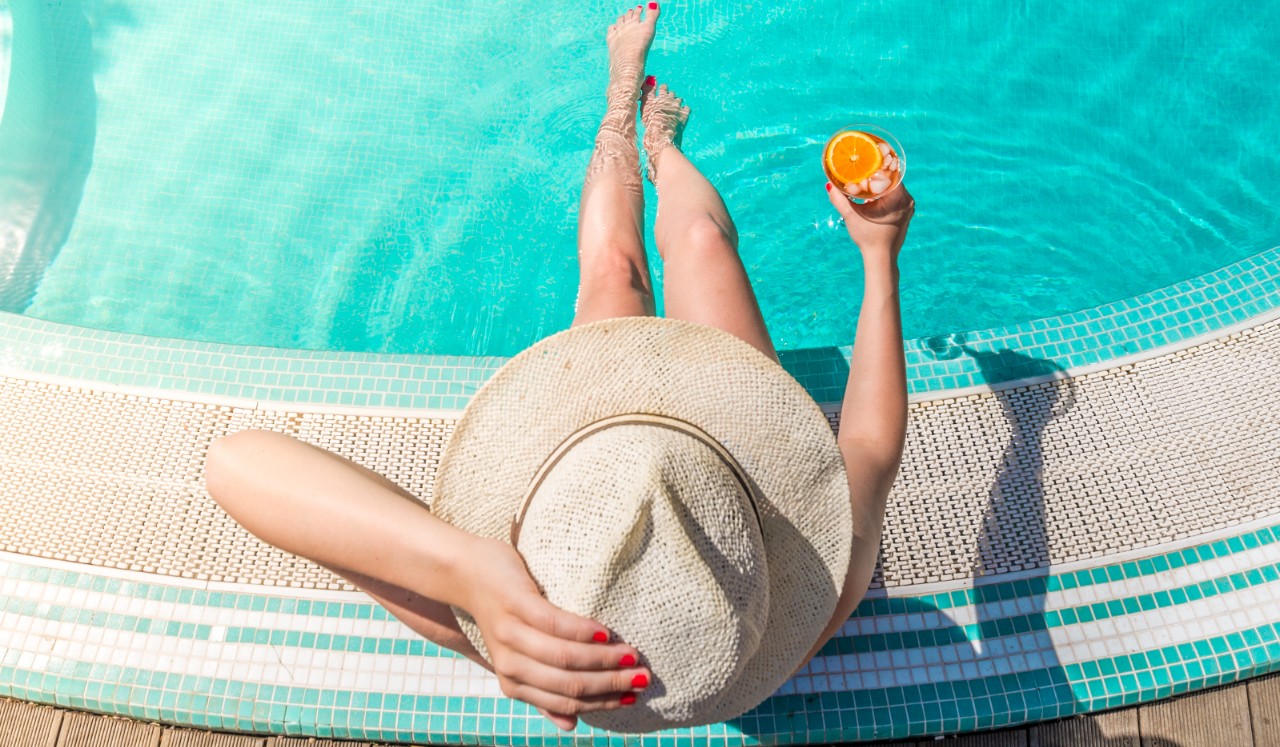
top-left (1, 315), bottom-right (1278, 590)
top-left (0, 247), bottom-right (1276, 409)
top-left (1, 540), bottom-right (1278, 743)
top-left (0, 248), bottom-right (1277, 741)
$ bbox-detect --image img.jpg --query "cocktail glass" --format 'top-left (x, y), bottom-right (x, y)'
top-left (822, 124), bottom-right (905, 204)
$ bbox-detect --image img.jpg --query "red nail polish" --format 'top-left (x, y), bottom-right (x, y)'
top-left (593, 631), bottom-right (608, 643)
top-left (632, 673), bottom-right (649, 688)
top-left (621, 693), bottom-right (637, 705)
top-left (644, 75), bottom-right (656, 87)
top-left (620, 654), bottom-right (636, 667)
top-left (825, 182), bottom-right (833, 192)
top-left (649, 2), bottom-right (658, 9)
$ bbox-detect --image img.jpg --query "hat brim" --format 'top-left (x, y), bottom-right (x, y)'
top-left (432, 317), bottom-right (852, 727)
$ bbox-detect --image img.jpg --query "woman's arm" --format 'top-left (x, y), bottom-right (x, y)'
top-left (203, 430), bottom-right (649, 727)
top-left (800, 184), bottom-right (914, 666)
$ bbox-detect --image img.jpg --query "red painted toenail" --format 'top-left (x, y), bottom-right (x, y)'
top-left (620, 654), bottom-right (636, 667)
top-left (593, 631), bottom-right (608, 642)
top-left (644, 75), bottom-right (656, 87)
top-left (621, 693), bottom-right (637, 705)
top-left (649, 2), bottom-right (658, 8)
top-left (632, 673), bottom-right (649, 688)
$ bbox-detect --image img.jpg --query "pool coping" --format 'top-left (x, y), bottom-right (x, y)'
top-left (0, 245), bottom-right (1276, 411)
top-left (0, 247), bottom-right (1278, 745)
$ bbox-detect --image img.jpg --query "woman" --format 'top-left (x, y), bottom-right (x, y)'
top-left (204, 3), bottom-right (913, 733)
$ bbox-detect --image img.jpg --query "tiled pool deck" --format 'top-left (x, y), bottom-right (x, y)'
top-left (0, 245), bottom-right (1276, 745)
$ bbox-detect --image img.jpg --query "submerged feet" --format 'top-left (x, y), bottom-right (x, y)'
top-left (586, 4), bottom-right (661, 189)
top-left (587, 4), bottom-right (689, 187)
top-left (640, 79), bottom-right (690, 183)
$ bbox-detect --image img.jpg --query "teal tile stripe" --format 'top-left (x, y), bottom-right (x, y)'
top-left (819, 558), bottom-right (1280, 659)
top-left (0, 517), bottom-right (1275, 743)
top-left (2, 621), bottom-right (1278, 743)
top-left (852, 522), bottom-right (1277, 618)
top-left (4, 522), bottom-right (1276, 656)
top-left (0, 246), bottom-right (1276, 407)
top-left (11, 543), bottom-right (1274, 667)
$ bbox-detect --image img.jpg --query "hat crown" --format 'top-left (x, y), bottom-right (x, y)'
top-left (516, 424), bottom-right (770, 729)
top-left (432, 317), bottom-right (853, 733)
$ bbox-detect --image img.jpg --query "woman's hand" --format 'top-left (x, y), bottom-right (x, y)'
top-left (459, 537), bottom-right (651, 731)
top-left (826, 182), bottom-right (914, 264)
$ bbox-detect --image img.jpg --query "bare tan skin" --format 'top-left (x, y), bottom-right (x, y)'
top-left (203, 4), bottom-right (912, 733)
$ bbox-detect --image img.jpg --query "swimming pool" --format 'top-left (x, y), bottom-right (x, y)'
top-left (1, 0), bottom-right (1277, 357)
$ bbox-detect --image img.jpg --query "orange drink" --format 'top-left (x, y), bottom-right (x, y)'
top-left (822, 124), bottom-right (905, 203)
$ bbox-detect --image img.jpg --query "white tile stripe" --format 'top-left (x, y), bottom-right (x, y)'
top-left (795, 575), bottom-right (1280, 695)
top-left (0, 625), bottom-right (500, 697)
top-left (1, 538), bottom-right (1277, 703)
top-left (34, 582), bottom-right (417, 641)
top-left (845, 536), bottom-right (1280, 635)
top-left (4, 524), bottom-right (1275, 644)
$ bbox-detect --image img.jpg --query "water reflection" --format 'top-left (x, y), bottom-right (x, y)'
top-left (0, 0), bottom-right (97, 311)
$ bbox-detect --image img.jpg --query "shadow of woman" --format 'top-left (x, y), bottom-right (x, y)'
top-left (920, 332), bottom-right (1176, 744)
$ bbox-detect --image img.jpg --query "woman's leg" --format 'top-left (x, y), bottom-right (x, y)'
top-left (641, 82), bottom-right (778, 361)
top-left (572, 6), bottom-right (660, 327)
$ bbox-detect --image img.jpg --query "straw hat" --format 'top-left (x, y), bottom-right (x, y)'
top-left (432, 317), bottom-right (851, 733)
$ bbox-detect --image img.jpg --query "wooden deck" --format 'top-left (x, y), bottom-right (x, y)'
top-left (2, 670), bottom-right (1279, 747)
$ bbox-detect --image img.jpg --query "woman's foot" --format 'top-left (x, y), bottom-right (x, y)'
top-left (587, 4), bottom-right (660, 188)
top-left (606, 4), bottom-right (660, 101)
top-left (640, 79), bottom-right (690, 183)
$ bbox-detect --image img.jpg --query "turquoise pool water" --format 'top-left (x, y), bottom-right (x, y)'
top-left (0, 0), bottom-right (1277, 356)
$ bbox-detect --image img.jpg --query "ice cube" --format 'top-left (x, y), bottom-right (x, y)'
top-left (877, 142), bottom-right (892, 157)
top-left (869, 176), bottom-right (891, 194)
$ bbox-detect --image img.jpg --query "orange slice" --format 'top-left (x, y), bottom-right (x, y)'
top-left (825, 131), bottom-right (883, 187)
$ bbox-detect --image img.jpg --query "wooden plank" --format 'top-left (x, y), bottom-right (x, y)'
top-left (930, 727), bottom-right (1027, 745)
top-left (1248, 670), bottom-right (1280, 747)
top-left (1138, 682), bottom-right (1254, 747)
top-left (1028, 708), bottom-right (1139, 746)
top-left (0, 697), bottom-right (62, 747)
top-left (160, 726), bottom-right (266, 746)
top-left (57, 711), bottom-right (160, 747)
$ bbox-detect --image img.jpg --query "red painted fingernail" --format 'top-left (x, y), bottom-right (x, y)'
top-left (631, 673), bottom-right (649, 688)
top-left (620, 654), bottom-right (637, 667)
top-left (649, 2), bottom-right (658, 9)
top-left (825, 182), bottom-right (833, 192)
top-left (644, 75), bottom-right (656, 87)
top-left (621, 693), bottom-right (637, 705)
top-left (593, 631), bottom-right (608, 643)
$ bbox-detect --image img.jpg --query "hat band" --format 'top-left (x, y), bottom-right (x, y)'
top-left (509, 413), bottom-right (763, 546)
